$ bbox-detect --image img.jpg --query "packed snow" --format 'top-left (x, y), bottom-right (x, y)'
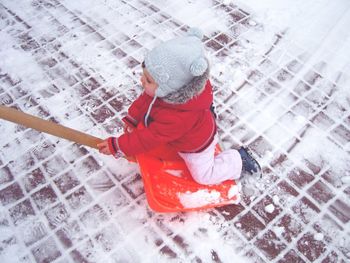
top-left (178, 189), bottom-right (222, 208)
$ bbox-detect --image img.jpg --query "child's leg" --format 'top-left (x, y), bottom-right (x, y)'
top-left (178, 136), bottom-right (242, 185)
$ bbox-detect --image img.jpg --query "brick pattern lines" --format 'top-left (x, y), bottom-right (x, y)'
top-left (0, 0), bottom-right (349, 262)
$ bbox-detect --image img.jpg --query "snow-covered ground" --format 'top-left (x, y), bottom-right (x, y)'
top-left (0, 0), bottom-right (349, 262)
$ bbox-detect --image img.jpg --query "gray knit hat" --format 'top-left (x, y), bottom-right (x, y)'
top-left (144, 28), bottom-right (208, 98)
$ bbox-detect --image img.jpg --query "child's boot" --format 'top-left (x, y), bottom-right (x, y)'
top-left (238, 147), bottom-right (261, 176)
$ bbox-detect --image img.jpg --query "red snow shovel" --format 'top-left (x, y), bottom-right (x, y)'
top-left (134, 124), bottom-right (240, 213)
top-left (0, 105), bottom-right (240, 212)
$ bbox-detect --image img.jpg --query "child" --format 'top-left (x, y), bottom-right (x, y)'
top-left (97, 28), bottom-right (260, 185)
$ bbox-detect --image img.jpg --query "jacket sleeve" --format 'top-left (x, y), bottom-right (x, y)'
top-left (122, 92), bottom-right (152, 127)
top-left (117, 114), bottom-right (186, 156)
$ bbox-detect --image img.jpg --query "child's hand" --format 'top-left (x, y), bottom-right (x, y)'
top-left (97, 140), bottom-right (112, 155)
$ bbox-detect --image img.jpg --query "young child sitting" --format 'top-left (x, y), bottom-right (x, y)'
top-left (97, 28), bottom-right (260, 185)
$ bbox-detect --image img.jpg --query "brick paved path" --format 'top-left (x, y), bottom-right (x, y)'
top-left (0, 0), bottom-right (349, 262)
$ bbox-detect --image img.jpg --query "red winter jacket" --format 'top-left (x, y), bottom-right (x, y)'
top-left (115, 80), bottom-right (217, 156)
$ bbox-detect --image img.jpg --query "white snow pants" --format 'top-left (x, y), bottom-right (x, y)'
top-left (178, 135), bottom-right (242, 185)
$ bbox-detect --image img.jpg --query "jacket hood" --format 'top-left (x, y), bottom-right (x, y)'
top-left (142, 67), bottom-right (212, 127)
top-left (160, 66), bottom-right (210, 105)
top-left (157, 76), bottom-right (213, 112)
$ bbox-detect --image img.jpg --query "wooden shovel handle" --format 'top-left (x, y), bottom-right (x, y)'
top-left (0, 105), bottom-right (103, 149)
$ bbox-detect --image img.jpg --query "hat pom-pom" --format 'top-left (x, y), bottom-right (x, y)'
top-left (187, 27), bottom-right (204, 40)
top-left (190, 57), bottom-right (208, 76)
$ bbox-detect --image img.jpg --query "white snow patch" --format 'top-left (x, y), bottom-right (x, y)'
top-left (164, 169), bottom-right (183, 178)
top-left (228, 184), bottom-right (239, 199)
top-left (0, 0), bottom-right (349, 262)
top-left (272, 195), bottom-right (280, 205)
top-left (178, 189), bottom-right (221, 208)
top-left (295, 115), bottom-right (307, 124)
top-left (274, 226), bottom-right (285, 238)
top-left (236, 0), bottom-right (350, 51)
top-left (265, 204), bottom-right (275, 213)
top-left (314, 233), bottom-right (324, 241)
top-left (151, 0), bottom-right (230, 34)
top-left (341, 176), bottom-right (350, 184)
top-left (290, 127), bottom-right (350, 174)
